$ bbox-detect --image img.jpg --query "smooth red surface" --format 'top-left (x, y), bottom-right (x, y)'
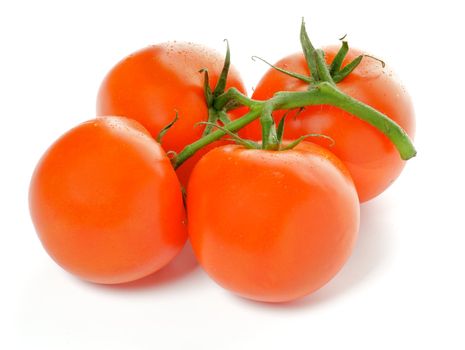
top-left (242, 47), bottom-right (415, 202)
top-left (187, 143), bottom-right (360, 302)
top-left (97, 42), bottom-right (246, 187)
top-left (29, 117), bottom-right (187, 284)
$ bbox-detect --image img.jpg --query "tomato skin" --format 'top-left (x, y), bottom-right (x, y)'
top-left (187, 143), bottom-right (359, 302)
top-left (97, 42), bottom-right (246, 187)
top-left (29, 117), bottom-right (187, 284)
top-left (243, 47), bottom-right (415, 202)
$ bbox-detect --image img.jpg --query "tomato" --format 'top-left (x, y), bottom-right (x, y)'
top-left (242, 47), bottom-right (415, 202)
top-left (97, 42), bottom-right (246, 187)
top-left (29, 117), bottom-right (187, 284)
top-left (187, 142), bottom-right (359, 302)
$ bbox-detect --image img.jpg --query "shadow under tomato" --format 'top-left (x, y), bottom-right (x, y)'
top-left (229, 197), bottom-right (394, 310)
top-left (86, 241), bottom-right (199, 292)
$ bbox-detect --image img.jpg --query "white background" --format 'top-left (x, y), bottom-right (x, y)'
top-left (1, 1), bottom-right (464, 349)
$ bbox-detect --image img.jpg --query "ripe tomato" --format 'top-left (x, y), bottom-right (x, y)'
top-left (187, 143), bottom-right (359, 302)
top-left (29, 117), bottom-right (187, 284)
top-left (242, 47), bottom-right (415, 202)
top-left (97, 42), bottom-right (246, 187)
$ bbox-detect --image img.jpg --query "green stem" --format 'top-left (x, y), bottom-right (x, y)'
top-left (330, 41), bottom-right (349, 75)
top-left (214, 87), bottom-right (259, 110)
top-left (260, 103), bottom-right (277, 150)
top-left (251, 56), bottom-right (312, 83)
top-left (202, 107), bottom-right (219, 136)
top-left (314, 49), bottom-right (334, 84)
top-left (273, 82), bottom-right (416, 159)
top-left (172, 107), bottom-right (262, 168)
top-left (332, 55), bottom-right (363, 83)
top-left (172, 82), bottom-right (416, 169)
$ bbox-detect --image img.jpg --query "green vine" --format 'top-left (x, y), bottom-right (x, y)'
top-left (169, 19), bottom-right (416, 169)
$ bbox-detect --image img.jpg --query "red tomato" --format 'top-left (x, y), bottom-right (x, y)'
top-left (29, 117), bottom-right (187, 284)
top-left (242, 47), bottom-right (415, 202)
top-left (97, 42), bottom-right (246, 187)
top-left (187, 143), bottom-right (360, 302)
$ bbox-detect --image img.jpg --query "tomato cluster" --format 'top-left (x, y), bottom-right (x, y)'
top-left (29, 25), bottom-right (415, 303)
